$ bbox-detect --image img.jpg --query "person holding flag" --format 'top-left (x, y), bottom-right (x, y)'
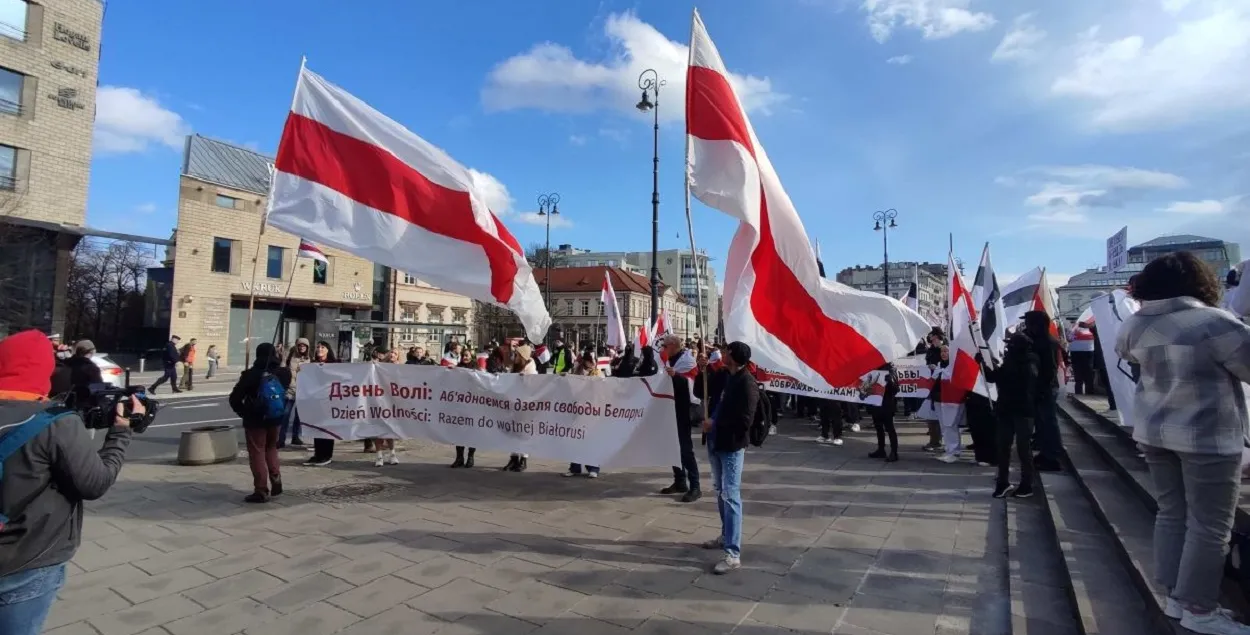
top-left (660, 334), bottom-right (702, 503)
top-left (1024, 310), bottom-right (1064, 473)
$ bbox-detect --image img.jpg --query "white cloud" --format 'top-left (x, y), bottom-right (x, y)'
top-left (568, 134), bottom-right (587, 146)
top-left (992, 13), bottom-right (1047, 62)
top-left (482, 12), bottom-right (786, 121)
top-left (1027, 208), bottom-right (1089, 224)
top-left (1160, 196), bottom-right (1242, 214)
top-left (598, 127), bottom-right (630, 145)
top-left (94, 86), bottom-right (190, 154)
top-left (135, 202), bottom-right (157, 214)
top-left (1049, 2), bottom-right (1250, 131)
top-left (1019, 165), bottom-right (1188, 220)
top-left (514, 212), bottom-right (573, 228)
top-left (467, 168), bottom-right (513, 215)
top-left (886, 55), bottom-right (913, 65)
top-left (861, 0), bottom-right (996, 43)
top-left (1037, 165), bottom-right (1187, 190)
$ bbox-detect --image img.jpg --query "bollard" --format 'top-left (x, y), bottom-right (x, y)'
top-left (139, 358), bottom-right (145, 373)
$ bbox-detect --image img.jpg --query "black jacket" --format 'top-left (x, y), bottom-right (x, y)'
top-left (65, 355), bottom-right (103, 409)
top-left (229, 361), bottom-right (293, 429)
top-left (866, 370), bottom-right (900, 418)
top-left (711, 367), bottom-right (760, 452)
top-left (1029, 331), bottom-right (1060, 392)
top-left (696, 367), bottom-right (728, 416)
top-left (984, 344), bottom-right (1040, 417)
top-left (162, 341), bottom-right (180, 369)
top-left (0, 400), bottom-right (131, 577)
top-left (668, 350), bottom-right (694, 427)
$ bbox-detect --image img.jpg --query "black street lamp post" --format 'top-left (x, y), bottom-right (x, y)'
top-left (873, 209), bottom-right (898, 297)
top-left (537, 193), bottom-right (560, 316)
top-left (636, 68), bottom-right (665, 323)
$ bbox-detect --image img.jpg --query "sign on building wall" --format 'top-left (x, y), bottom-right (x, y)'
top-left (201, 298), bottom-right (228, 339)
top-left (1106, 226), bottom-right (1128, 272)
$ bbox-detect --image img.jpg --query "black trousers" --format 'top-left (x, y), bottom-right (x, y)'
top-left (819, 400), bottom-right (843, 439)
top-left (1071, 351), bottom-right (1094, 395)
top-left (965, 396), bottom-right (998, 465)
top-left (312, 438), bottom-right (335, 460)
top-left (873, 413), bottom-right (898, 452)
top-left (996, 415), bottom-right (1035, 488)
top-left (671, 416), bottom-right (700, 490)
top-left (1097, 365), bottom-right (1117, 410)
top-left (149, 366), bottom-right (178, 391)
top-left (768, 392), bottom-right (783, 424)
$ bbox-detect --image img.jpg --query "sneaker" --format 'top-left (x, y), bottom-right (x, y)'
top-left (587, 472), bottom-right (599, 479)
top-left (681, 489), bottom-right (703, 503)
top-left (290, 438), bottom-right (306, 447)
top-left (1012, 486), bottom-right (1034, 499)
top-left (977, 461), bottom-right (992, 467)
top-left (387, 453), bottom-right (399, 466)
top-left (923, 443), bottom-right (942, 452)
top-left (713, 555), bottom-right (742, 575)
top-left (992, 483), bottom-right (1013, 499)
top-left (244, 492), bottom-right (268, 504)
top-left (768, 424), bottom-right (778, 435)
top-left (937, 453), bottom-right (959, 464)
top-left (701, 536), bottom-right (724, 550)
top-left (850, 423), bottom-right (861, 433)
top-left (1166, 598), bottom-right (1236, 621)
top-left (305, 457), bottom-right (332, 467)
top-left (270, 480), bottom-right (283, 497)
top-left (374, 456), bottom-right (385, 467)
top-left (1181, 608), bottom-right (1250, 634)
top-left (816, 436), bottom-right (831, 445)
top-left (563, 471), bottom-right (579, 477)
top-left (832, 438), bottom-right (844, 446)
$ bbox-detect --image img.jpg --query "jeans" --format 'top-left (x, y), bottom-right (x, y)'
top-left (708, 446), bottom-right (745, 559)
top-left (0, 563), bottom-right (67, 635)
top-left (279, 408), bottom-right (303, 445)
top-left (206, 359), bottom-right (218, 379)
top-left (244, 426), bottom-right (281, 494)
top-left (568, 463), bottom-right (600, 475)
top-left (995, 415), bottom-right (1035, 489)
top-left (671, 414), bottom-right (700, 491)
top-left (1033, 386), bottom-right (1062, 463)
top-left (1142, 446), bottom-right (1242, 612)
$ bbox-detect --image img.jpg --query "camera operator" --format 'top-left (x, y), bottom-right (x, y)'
top-left (65, 339), bottom-right (103, 409)
top-left (0, 330), bottom-right (138, 634)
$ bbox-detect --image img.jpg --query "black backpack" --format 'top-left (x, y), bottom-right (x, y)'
top-left (748, 384), bottom-right (772, 447)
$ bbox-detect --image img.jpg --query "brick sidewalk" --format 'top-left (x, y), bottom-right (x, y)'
top-left (46, 416), bottom-right (1009, 635)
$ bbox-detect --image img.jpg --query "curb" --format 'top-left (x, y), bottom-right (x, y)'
top-left (150, 390), bottom-right (232, 400)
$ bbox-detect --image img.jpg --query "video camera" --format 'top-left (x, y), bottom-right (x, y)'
top-left (76, 369), bottom-right (160, 433)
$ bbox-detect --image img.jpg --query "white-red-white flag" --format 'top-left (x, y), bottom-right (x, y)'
top-left (296, 239), bottom-right (329, 264)
top-left (601, 271), bottom-right (627, 350)
top-left (685, 10), bottom-right (930, 389)
top-left (266, 66), bottom-right (551, 341)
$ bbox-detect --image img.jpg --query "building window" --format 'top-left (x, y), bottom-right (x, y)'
top-left (266, 245), bottom-right (284, 279)
top-left (428, 305), bottom-right (445, 323)
top-left (564, 300), bottom-right (573, 316)
top-left (0, 0), bottom-right (26, 40)
top-left (215, 194), bottom-right (241, 209)
top-left (312, 258), bottom-right (328, 285)
top-left (0, 67), bottom-right (22, 115)
top-left (211, 237), bottom-right (234, 273)
top-left (452, 308), bottom-right (467, 324)
top-left (403, 273), bottom-right (417, 285)
top-left (0, 143), bottom-right (15, 191)
top-left (580, 300), bottom-right (590, 316)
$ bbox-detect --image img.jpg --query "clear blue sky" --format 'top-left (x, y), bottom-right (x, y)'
top-left (87, 0), bottom-right (1250, 287)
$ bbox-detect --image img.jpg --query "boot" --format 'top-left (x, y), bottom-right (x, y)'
top-left (465, 449), bottom-right (475, 469)
top-left (270, 477), bottom-right (283, 497)
top-left (363, 439), bottom-right (375, 453)
top-left (886, 450), bottom-right (899, 463)
top-left (868, 448), bottom-right (887, 459)
top-left (512, 457), bottom-right (528, 472)
top-left (660, 481), bottom-right (689, 495)
top-left (450, 457), bottom-right (465, 468)
top-left (501, 456), bottom-right (519, 471)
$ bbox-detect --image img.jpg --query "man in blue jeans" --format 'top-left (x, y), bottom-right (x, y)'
top-left (0, 330), bottom-right (136, 634)
top-left (700, 341), bottom-right (760, 574)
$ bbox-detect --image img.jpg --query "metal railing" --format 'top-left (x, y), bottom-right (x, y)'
top-left (0, 175), bottom-right (17, 191)
top-left (0, 97), bottom-right (21, 116)
top-left (0, 21), bottom-right (26, 41)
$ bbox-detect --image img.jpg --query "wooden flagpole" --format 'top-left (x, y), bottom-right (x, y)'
top-left (243, 55), bottom-right (306, 368)
top-left (679, 50), bottom-right (710, 421)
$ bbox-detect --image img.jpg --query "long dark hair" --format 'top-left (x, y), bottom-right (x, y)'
top-left (1132, 251), bottom-right (1222, 307)
top-left (314, 340), bottom-right (338, 363)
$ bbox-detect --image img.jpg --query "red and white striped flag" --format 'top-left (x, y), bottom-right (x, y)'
top-left (266, 66), bottom-right (551, 341)
top-left (476, 351), bottom-right (489, 371)
top-left (685, 10), bottom-right (929, 390)
top-left (601, 271), bottom-right (627, 350)
top-left (296, 239), bottom-right (328, 263)
top-left (439, 352), bottom-right (457, 368)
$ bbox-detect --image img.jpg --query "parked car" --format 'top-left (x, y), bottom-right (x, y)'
top-left (91, 353), bottom-right (127, 389)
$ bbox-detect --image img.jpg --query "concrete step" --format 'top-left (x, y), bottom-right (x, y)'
top-left (1003, 482), bottom-right (1083, 634)
top-left (1056, 401), bottom-right (1221, 634)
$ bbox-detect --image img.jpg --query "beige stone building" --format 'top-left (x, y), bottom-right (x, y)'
top-left (0, 0), bottom-right (104, 334)
top-left (166, 135), bottom-right (378, 367)
top-left (474, 266), bottom-right (695, 349)
top-left (387, 270), bottom-right (474, 355)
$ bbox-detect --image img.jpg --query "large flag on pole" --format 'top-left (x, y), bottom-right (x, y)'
top-left (601, 271), bottom-right (627, 350)
top-left (296, 239), bottom-right (329, 264)
top-left (1001, 267), bottom-right (1045, 331)
top-left (266, 66), bottom-right (551, 341)
top-left (685, 10), bottom-right (929, 389)
top-left (972, 243), bottom-right (1006, 358)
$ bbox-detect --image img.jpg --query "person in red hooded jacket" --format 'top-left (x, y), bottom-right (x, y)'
top-left (0, 330), bottom-right (139, 635)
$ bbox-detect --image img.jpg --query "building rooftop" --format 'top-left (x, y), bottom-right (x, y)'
top-left (533, 266), bottom-right (684, 301)
top-left (181, 135), bottom-right (273, 196)
top-left (1131, 234), bottom-right (1222, 249)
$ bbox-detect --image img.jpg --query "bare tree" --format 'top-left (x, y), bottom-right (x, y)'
top-left (525, 242), bottom-right (567, 270)
top-left (64, 238), bottom-right (156, 350)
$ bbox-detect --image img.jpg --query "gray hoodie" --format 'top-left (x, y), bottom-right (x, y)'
top-left (0, 400), bottom-right (131, 577)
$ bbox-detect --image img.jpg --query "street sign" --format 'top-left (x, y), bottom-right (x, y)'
top-left (1106, 226), bottom-right (1128, 272)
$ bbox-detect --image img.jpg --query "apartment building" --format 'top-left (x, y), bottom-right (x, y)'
top-left (387, 269), bottom-right (474, 354)
top-left (0, 0), bottom-right (103, 334)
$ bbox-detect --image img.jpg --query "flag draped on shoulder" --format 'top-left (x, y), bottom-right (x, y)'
top-left (972, 244), bottom-right (1005, 357)
top-left (601, 271), bottom-right (627, 350)
top-left (266, 66), bottom-right (551, 341)
top-left (685, 10), bottom-right (929, 389)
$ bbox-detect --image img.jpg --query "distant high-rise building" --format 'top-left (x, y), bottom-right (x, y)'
top-left (835, 261), bottom-right (947, 324)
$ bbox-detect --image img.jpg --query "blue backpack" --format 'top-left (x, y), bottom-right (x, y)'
top-left (0, 407), bottom-right (76, 531)
top-left (256, 373), bottom-right (289, 421)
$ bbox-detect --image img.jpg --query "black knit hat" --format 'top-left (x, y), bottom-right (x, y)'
top-left (728, 341), bottom-right (752, 366)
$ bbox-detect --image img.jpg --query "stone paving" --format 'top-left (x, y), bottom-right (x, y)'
top-left (46, 416), bottom-right (1013, 635)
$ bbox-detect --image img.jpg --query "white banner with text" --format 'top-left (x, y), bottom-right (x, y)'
top-left (755, 357), bottom-right (933, 404)
top-left (294, 363), bottom-right (681, 468)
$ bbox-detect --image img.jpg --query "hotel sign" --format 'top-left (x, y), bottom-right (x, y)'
top-left (47, 87), bottom-right (85, 110)
top-left (241, 281), bottom-right (284, 295)
top-left (53, 23), bottom-right (91, 51)
top-left (343, 282), bottom-right (369, 302)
